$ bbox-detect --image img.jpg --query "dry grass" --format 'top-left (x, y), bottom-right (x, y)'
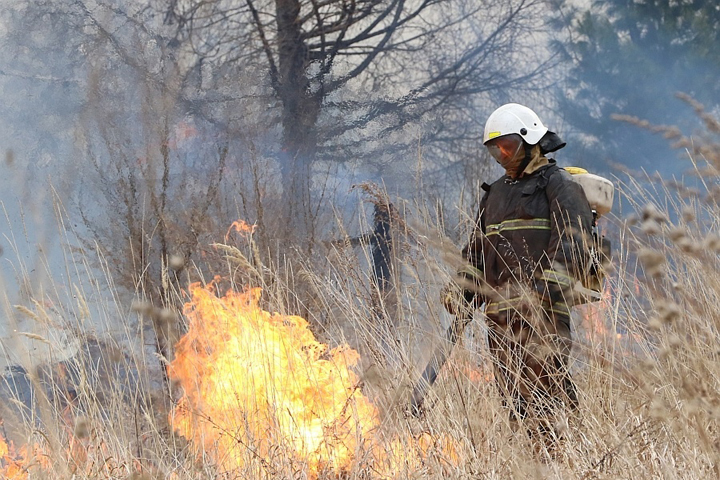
top-left (1, 106), bottom-right (719, 479)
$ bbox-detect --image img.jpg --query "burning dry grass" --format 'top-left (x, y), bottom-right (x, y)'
top-left (1, 217), bottom-right (712, 479)
top-left (166, 282), bottom-right (463, 478)
top-left (2, 113), bottom-right (720, 478)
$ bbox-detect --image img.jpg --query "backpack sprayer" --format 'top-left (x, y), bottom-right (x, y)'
top-left (409, 168), bottom-right (614, 417)
top-left (564, 167), bottom-right (614, 301)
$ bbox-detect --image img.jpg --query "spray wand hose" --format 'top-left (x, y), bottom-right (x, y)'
top-left (409, 306), bottom-right (484, 417)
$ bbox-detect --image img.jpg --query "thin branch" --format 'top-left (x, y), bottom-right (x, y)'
top-left (246, 0), bottom-right (280, 91)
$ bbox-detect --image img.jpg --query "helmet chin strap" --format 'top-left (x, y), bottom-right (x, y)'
top-left (510, 142), bottom-right (534, 179)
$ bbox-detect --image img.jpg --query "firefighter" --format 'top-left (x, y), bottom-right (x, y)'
top-left (443, 103), bottom-right (594, 448)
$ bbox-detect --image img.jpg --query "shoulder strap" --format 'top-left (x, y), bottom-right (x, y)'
top-left (521, 162), bottom-right (560, 194)
top-left (540, 160), bottom-right (561, 180)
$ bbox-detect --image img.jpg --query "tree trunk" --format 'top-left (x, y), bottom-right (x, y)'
top-left (275, 0), bottom-right (322, 238)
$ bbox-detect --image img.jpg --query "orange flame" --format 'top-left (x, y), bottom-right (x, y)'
top-left (578, 281), bottom-right (617, 343)
top-left (0, 434), bottom-right (51, 479)
top-left (446, 358), bottom-right (494, 384)
top-left (169, 282), bottom-right (381, 476)
top-left (225, 219), bottom-right (257, 241)
top-left (0, 413), bottom-right (126, 478)
top-left (168, 281), bottom-right (461, 477)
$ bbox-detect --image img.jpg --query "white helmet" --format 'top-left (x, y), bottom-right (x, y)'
top-left (483, 103), bottom-right (548, 146)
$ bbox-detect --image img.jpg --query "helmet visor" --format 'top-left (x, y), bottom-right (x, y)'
top-left (485, 134), bottom-right (524, 166)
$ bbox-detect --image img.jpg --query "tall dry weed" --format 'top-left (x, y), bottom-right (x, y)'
top-left (1, 97), bottom-right (720, 478)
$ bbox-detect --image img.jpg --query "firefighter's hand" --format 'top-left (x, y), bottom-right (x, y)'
top-left (441, 282), bottom-right (476, 317)
top-left (534, 279), bottom-right (567, 305)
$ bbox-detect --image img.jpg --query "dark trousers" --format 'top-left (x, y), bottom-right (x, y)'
top-left (486, 305), bottom-right (577, 427)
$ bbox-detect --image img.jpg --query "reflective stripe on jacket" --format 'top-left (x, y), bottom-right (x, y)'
top-left (462, 161), bottom-right (593, 304)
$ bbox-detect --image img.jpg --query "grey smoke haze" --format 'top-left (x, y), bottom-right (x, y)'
top-left (551, 0), bottom-right (720, 177)
top-left (0, 0), bottom-right (716, 343)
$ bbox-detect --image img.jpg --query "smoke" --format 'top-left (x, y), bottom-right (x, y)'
top-left (553, 0), bottom-right (720, 177)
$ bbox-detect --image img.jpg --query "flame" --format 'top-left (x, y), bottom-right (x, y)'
top-left (168, 281), bottom-right (460, 477)
top-left (0, 432), bottom-right (150, 479)
top-left (0, 282), bottom-right (459, 479)
top-left (169, 282), bottom-right (380, 476)
top-left (0, 414), bottom-right (123, 478)
top-left (443, 357), bottom-right (493, 384)
top-left (578, 280), bottom-right (617, 343)
top-left (226, 219), bottom-right (257, 240)
top-left (0, 434), bottom-right (51, 479)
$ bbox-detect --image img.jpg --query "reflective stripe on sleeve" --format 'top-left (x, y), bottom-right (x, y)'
top-left (539, 269), bottom-right (575, 287)
top-left (485, 297), bottom-right (570, 317)
top-left (548, 302), bottom-right (571, 316)
top-left (457, 264), bottom-right (483, 280)
top-left (485, 296), bottom-right (525, 315)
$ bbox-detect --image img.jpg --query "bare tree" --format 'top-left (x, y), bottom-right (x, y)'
top-left (2, 0), bottom-right (558, 331)
top-left (161, 0), bottom-right (557, 235)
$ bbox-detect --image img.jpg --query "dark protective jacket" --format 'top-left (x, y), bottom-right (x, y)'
top-left (462, 160), bottom-right (594, 312)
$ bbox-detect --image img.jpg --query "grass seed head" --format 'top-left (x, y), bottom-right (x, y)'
top-left (642, 203), bottom-right (667, 223)
top-left (641, 219), bottom-right (661, 235)
top-left (649, 397), bottom-right (669, 420)
top-left (625, 214), bottom-right (640, 226)
top-left (648, 317), bottom-right (663, 330)
top-left (681, 206), bottom-right (696, 222)
top-left (168, 254), bottom-right (185, 271)
top-left (657, 301), bottom-right (681, 324)
top-left (131, 300), bottom-right (154, 316)
top-left (676, 236), bottom-right (700, 254)
top-left (703, 233), bottom-right (720, 253)
top-left (14, 305), bottom-right (39, 321)
top-left (74, 417), bottom-right (90, 439)
top-left (668, 226), bottom-right (687, 242)
top-left (158, 308), bottom-right (177, 325)
top-left (638, 248), bottom-right (666, 276)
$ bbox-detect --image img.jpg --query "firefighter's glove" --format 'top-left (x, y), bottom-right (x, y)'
top-left (441, 264), bottom-right (483, 317)
top-left (441, 282), bottom-right (476, 317)
top-left (534, 279), bottom-right (567, 305)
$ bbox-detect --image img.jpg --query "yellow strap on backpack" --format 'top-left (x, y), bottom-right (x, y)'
top-left (562, 166), bottom-right (614, 216)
